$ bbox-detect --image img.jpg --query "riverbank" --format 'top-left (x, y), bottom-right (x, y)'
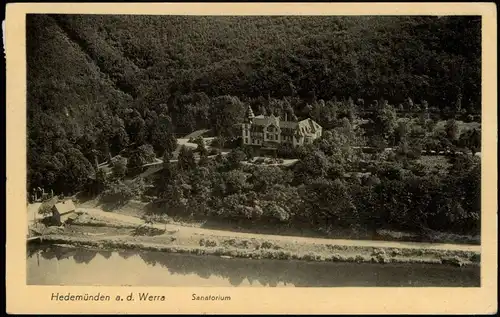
top-left (74, 199), bottom-right (481, 245)
top-left (29, 212), bottom-right (481, 268)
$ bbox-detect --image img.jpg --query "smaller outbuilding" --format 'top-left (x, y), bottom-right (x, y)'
top-left (51, 200), bottom-right (77, 225)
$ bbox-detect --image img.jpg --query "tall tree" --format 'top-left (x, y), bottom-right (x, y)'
top-left (445, 119), bottom-right (460, 142)
top-left (209, 95), bottom-right (245, 138)
top-left (177, 145), bottom-right (196, 171)
top-left (151, 114), bottom-right (177, 157)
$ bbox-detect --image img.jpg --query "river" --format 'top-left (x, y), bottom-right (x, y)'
top-left (27, 245), bottom-right (480, 287)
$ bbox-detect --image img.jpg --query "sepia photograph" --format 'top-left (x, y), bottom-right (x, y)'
top-left (6, 2), bottom-right (497, 315)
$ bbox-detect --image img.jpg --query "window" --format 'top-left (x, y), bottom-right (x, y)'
top-left (245, 138), bottom-right (249, 144)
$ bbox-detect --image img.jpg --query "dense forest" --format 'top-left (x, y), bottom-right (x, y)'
top-left (26, 15), bottom-right (481, 236)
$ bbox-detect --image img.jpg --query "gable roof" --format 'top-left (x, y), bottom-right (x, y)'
top-left (250, 115), bottom-right (322, 135)
top-left (53, 200), bottom-right (76, 215)
top-left (297, 118), bottom-right (319, 134)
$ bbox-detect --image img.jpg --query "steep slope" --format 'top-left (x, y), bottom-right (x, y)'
top-left (26, 14), bottom-right (481, 194)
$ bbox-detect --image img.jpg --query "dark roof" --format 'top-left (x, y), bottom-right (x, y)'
top-left (250, 116), bottom-right (322, 135)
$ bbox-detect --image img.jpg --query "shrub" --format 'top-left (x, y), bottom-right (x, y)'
top-left (276, 144), bottom-right (299, 159)
top-left (132, 225), bottom-right (165, 236)
top-left (470, 253), bottom-right (480, 263)
top-left (128, 144), bottom-right (156, 170)
top-left (100, 179), bottom-right (144, 205)
top-left (199, 238), bottom-right (218, 247)
top-left (260, 241), bottom-right (279, 249)
top-left (111, 156), bottom-right (128, 179)
top-left (255, 158), bottom-right (265, 164)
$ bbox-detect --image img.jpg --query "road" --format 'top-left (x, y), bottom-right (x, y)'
top-left (77, 207), bottom-right (480, 253)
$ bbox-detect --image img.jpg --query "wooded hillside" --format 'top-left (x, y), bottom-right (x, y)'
top-left (27, 15), bottom-right (481, 194)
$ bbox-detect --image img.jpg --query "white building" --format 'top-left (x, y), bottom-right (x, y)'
top-left (241, 106), bottom-right (322, 148)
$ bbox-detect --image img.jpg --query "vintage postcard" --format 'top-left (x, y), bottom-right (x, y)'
top-left (5, 2), bottom-right (497, 314)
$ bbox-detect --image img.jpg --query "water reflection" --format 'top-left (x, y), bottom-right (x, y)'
top-left (27, 244), bottom-right (480, 287)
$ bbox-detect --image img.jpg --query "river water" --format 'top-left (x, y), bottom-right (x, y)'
top-left (27, 245), bottom-right (480, 287)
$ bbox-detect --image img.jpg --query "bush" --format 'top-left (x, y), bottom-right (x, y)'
top-left (128, 144), bottom-right (157, 170)
top-left (199, 238), bottom-right (218, 247)
top-left (111, 156), bottom-right (128, 179)
top-left (132, 225), bottom-right (165, 236)
top-left (241, 145), bottom-right (255, 160)
top-left (276, 144), bottom-right (299, 159)
top-left (210, 137), bottom-right (224, 148)
top-left (255, 158), bottom-right (265, 164)
top-left (100, 179), bottom-right (145, 205)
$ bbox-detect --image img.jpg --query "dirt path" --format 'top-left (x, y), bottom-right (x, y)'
top-left (78, 207), bottom-right (481, 253)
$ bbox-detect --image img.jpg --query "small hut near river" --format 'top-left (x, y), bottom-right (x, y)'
top-left (51, 200), bottom-right (77, 225)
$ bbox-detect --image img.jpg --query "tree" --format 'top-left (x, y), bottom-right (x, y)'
top-left (194, 136), bottom-right (208, 156)
top-left (128, 144), bottom-right (156, 170)
top-left (101, 180), bottom-right (137, 206)
top-left (62, 148), bottom-right (95, 193)
top-left (76, 134), bottom-right (97, 164)
top-left (154, 157), bottom-right (178, 196)
top-left (445, 119), bottom-right (460, 142)
top-left (209, 95), bottom-right (245, 138)
top-left (151, 114), bottom-right (177, 157)
top-left (224, 170), bottom-right (250, 195)
top-left (241, 145), bottom-right (255, 161)
top-left (94, 168), bottom-right (109, 194)
top-left (177, 145), bottom-right (196, 171)
top-left (226, 149), bottom-right (246, 169)
top-left (459, 128), bottom-right (481, 154)
top-left (455, 92), bottom-right (463, 114)
top-left (108, 116), bottom-right (129, 155)
top-left (368, 103), bottom-right (398, 144)
top-left (394, 120), bottom-right (410, 145)
top-left (111, 156), bottom-right (127, 179)
top-left (293, 150), bottom-right (330, 184)
top-left (300, 178), bottom-right (357, 228)
top-left (125, 110), bottom-right (146, 145)
top-left (249, 166), bottom-right (292, 192)
top-left (369, 135), bottom-right (389, 153)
